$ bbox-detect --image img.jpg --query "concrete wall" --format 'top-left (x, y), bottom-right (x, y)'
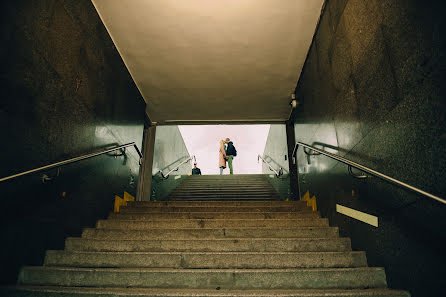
top-left (0, 0), bottom-right (145, 284)
top-left (152, 126), bottom-right (191, 176)
top-left (262, 124), bottom-right (290, 200)
top-left (151, 126), bottom-right (191, 201)
top-left (293, 1), bottom-right (446, 296)
top-left (262, 125), bottom-right (289, 174)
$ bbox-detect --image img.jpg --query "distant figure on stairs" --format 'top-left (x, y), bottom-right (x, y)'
top-left (225, 138), bottom-right (237, 175)
top-left (219, 139), bottom-right (227, 175)
top-left (192, 163), bottom-right (201, 175)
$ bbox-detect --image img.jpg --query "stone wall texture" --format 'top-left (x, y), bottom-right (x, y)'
top-left (0, 0), bottom-right (145, 284)
top-left (293, 1), bottom-right (446, 296)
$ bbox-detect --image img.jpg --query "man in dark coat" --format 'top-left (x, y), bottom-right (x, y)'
top-left (225, 138), bottom-right (237, 175)
top-left (192, 163), bottom-right (201, 175)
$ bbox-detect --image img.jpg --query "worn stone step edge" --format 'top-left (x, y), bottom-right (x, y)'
top-left (18, 267), bottom-right (388, 289)
top-left (176, 185), bottom-right (273, 187)
top-left (177, 183), bottom-right (273, 186)
top-left (178, 183), bottom-right (271, 185)
top-left (167, 195), bottom-right (280, 198)
top-left (119, 208), bottom-right (315, 214)
top-left (174, 190), bottom-right (276, 193)
top-left (1, 286), bottom-right (412, 297)
top-left (127, 201), bottom-right (306, 207)
top-left (44, 250), bottom-right (367, 268)
top-left (173, 192), bottom-right (277, 195)
top-left (118, 209), bottom-right (314, 214)
top-left (179, 178), bottom-right (270, 180)
top-left (175, 188), bottom-right (275, 191)
top-left (169, 195), bottom-right (279, 198)
top-left (179, 180), bottom-right (270, 182)
top-left (121, 206), bottom-right (310, 211)
top-left (81, 227), bottom-right (339, 239)
top-left (171, 191), bottom-right (277, 193)
top-left (109, 212), bottom-right (321, 220)
top-left (165, 198), bottom-right (281, 202)
top-left (178, 184), bottom-right (272, 186)
top-left (175, 186), bottom-right (274, 188)
top-left (96, 219), bottom-right (329, 229)
top-left (174, 188), bottom-right (275, 191)
top-left (64, 237), bottom-right (352, 252)
top-left (167, 193), bottom-right (279, 196)
top-left (168, 195), bottom-right (281, 198)
top-left (129, 201), bottom-right (305, 206)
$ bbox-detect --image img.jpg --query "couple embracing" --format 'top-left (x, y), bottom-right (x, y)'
top-left (219, 138), bottom-right (237, 175)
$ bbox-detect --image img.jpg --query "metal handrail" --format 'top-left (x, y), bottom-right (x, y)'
top-left (294, 141), bottom-right (446, 205)
top-left (258, 155), bottom-right (283, 177)
top-left (0, 142), bottom-right (143, 183)
top-left (159, 155), bottom-right (196, 179)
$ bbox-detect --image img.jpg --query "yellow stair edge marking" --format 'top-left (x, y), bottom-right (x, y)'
top-left (123, 191), bottom-right (135, 202)
top-left (114, 195), bottom-right (125, 213)
top-left (115, 192), bottom-right (135, 213)
top-left (301, 191), bottom-right (317, 212)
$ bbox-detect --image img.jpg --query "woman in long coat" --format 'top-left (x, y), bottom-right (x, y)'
top-left (219, 139), bottom-right (227, 175)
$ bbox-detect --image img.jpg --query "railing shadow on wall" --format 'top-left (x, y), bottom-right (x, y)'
top-left (261, 155), bottom-right (289, 176)
top-left (157, 155), bottom-right (195, 179)
top-left (304, 142), bottom-right (379, 167)
top-left (258, 154), bottom-right (290, 200)
top-left (151, 155), bottom-right (195, 201)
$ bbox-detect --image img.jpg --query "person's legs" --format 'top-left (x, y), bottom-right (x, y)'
top-left (228, 156), bottom-right (233, 174)
top-left (219, 167), bottom-right (223, 175)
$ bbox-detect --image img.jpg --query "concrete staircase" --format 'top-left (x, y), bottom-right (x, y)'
top-left (4, 175), bottom-right (410, 296)
top-left (169, 175), bottom-right (280, 201)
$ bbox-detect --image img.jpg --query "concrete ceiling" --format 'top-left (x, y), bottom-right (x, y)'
top-left (92, 0), bottom-right (324, 124)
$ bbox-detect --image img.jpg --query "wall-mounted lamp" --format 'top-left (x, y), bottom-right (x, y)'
top-left (290, 94), bottom-right (298, 109)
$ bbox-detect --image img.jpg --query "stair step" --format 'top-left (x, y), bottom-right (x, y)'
top-left (82, 227), bottom-right (339, 240)
top-left (180, 184), bottom-right (272, 186)
top-left (120, 208), bottom-right (314, 215)
top-left (96, 218), bottom-right (329, 229)
top-left (168, 194), bottom-right (279, 197)
top-left (109, 212), bottom-right (320, 220)
top-left (1, 286), bottom-right (412, 297)
top-left (173, 184), bottom-right (274, 186)
top-left (128, 200), bottom-right (306, 207)
top-left (18, 267), bottom-right (388, 289)
top-left (126, 201), bottom-right (308, 206)
top-left (169, 192), bottom-right (277, 194)
top-left (120, 206), bottom-right (312, 213)
top-left (128, 201), bottom-right (307, 206)
top-left (177, 184), bottom-right (272, 187)
top-left (166, 198), bottom-right (280, 201)
top-left (171, 189), bottom-right (277, 192)
top-left (179, 182), bottom-right (270, 184)
top-left (44, 251), bottom-right (367, 269)
top-left (169, 194), bottom-right (279, 197)
top-left (169, 197), bottom-right (280, 200)
top-left (65, 237), bottom-right (352, 252)
top-left (175, 184), bottom-right (274, 188)
top-left (125, 201), bottom-right (306, 207)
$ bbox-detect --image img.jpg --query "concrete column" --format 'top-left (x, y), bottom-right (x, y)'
top-left (136, 125), bottom-right (156, 201)
top-left (286, 121), bottom-right (300, 200)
